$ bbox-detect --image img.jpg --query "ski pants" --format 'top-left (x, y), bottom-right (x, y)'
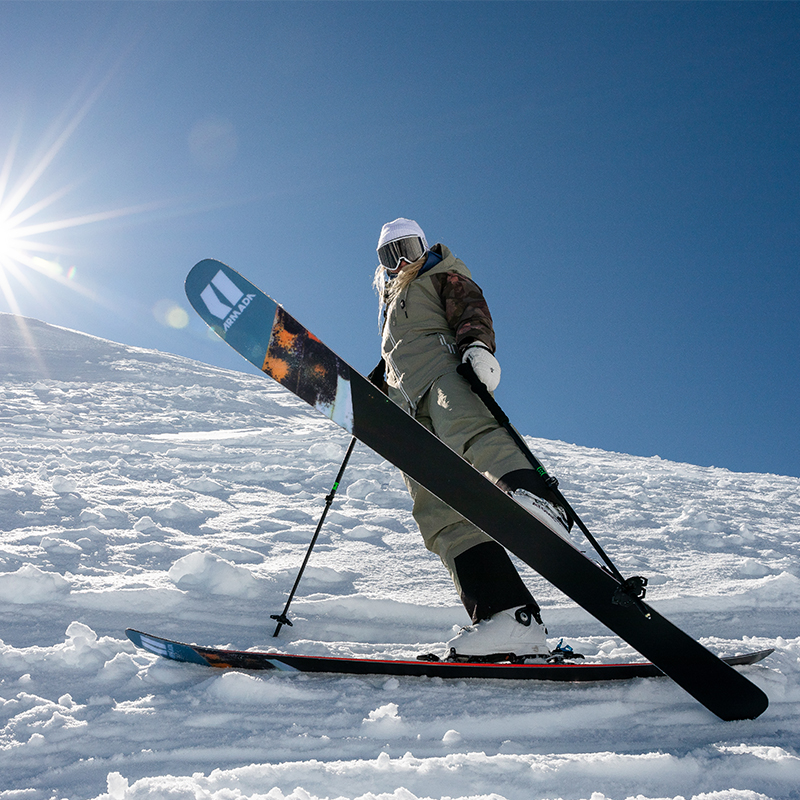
top-left (393, 370), bottom-right (536, 618)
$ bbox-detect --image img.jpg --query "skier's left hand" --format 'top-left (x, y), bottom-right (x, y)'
top-left (462, 343), bottom-right (501, 392)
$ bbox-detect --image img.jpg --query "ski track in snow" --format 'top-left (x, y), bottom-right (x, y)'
top-left (1, 313), bottom-right (799, 800)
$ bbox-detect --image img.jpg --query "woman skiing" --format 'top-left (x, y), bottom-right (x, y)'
top-left (372, 218), bottom-right (572, 661)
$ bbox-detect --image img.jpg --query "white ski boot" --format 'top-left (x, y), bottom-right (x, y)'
top-left (509, 488), bottom-right (571, 539)
top-left (446, 604), bottom-right (550, 661)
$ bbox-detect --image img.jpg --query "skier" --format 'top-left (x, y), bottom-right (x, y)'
top-left (372, 218), bottom-right (572, 660)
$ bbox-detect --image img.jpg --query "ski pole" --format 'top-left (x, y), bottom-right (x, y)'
top-left (456, 362), bottom-right (650, 619)
top-left (270, 435), bottom-right (358, 637)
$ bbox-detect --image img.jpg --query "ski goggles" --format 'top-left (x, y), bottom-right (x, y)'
top-left (377, 236), bottom-right (427, 273)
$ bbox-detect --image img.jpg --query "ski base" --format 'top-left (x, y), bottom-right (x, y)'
top-left (126, 629), bottom-right (772, 683)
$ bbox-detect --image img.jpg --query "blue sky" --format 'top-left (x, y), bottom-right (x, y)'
top-left (1, 2), bottom-right (798, 479)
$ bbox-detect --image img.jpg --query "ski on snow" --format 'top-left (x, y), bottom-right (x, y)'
top-left (126, 629), bottom-right (773, 682)
top-left (176, 258), bottom-right (769, 721)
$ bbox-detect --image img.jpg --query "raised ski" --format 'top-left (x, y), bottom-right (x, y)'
top-left (182, 258), bottom-right (770, 721)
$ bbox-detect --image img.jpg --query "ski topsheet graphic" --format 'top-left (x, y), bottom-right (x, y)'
top-left (185, 258), bottom-right (769, 721)
top-left (264, 306), bottom-right (353, 431)
top-left (188, 261), bottom-right (353, 430)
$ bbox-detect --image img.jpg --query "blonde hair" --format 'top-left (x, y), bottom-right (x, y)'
top-left (373, 255), bottom-right (427, 309)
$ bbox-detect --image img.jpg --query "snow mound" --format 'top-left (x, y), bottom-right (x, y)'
top-left (0, 564), bottom-right (72, 604)
top-left (168, 552), bottom-right (263, 598)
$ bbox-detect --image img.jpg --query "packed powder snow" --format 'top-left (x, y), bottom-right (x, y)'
top-left (0, 313), bottom-right (798, 800)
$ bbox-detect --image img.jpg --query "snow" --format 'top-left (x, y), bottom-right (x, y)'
top-left (1, 312), bottom-right (799, 800)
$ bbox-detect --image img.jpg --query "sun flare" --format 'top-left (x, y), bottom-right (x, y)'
top-left (0, 135), bottom-right (157, 313)
top-left (0, 71), bottom-right (163, 316)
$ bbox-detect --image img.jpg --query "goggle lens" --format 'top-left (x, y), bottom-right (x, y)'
top-left (378, 237), bottom-right (426, 272)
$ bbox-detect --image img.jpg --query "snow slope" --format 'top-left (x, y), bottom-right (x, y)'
top-left (1, 312), bottom-right (799, 800)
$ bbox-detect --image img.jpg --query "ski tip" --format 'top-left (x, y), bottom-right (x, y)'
top-left (125, 628), bottom-right (142, 645)
top-left (125, 629), bottom-right (209, 666)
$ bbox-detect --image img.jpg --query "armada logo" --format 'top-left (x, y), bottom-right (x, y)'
top-left (200, 270), bottom-right (256, 331)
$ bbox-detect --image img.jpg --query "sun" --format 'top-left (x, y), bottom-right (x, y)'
top-left (0, 76), bottom-right (162, 315)
top-left (0, 130), bottom-right (154, 313)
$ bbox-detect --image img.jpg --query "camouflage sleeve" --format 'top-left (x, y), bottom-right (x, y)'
top-left (430, 272), bottom-right (496, 354)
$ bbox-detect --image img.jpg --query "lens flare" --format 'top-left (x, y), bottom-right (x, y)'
top-left (153, 299), bottom-right (190, 330)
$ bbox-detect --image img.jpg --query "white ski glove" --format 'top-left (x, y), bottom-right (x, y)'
top-left (462, 343), bottom-right (501, 392)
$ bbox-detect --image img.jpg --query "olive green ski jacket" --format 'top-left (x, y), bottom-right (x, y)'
top-left (381, 243), bottom-right (496, 414)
